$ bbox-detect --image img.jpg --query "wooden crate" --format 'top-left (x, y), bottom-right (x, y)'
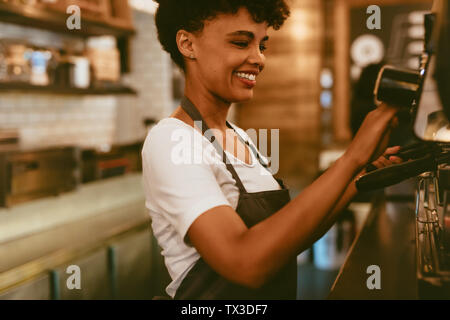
top-left (86, 47), bottom-right (120, 82)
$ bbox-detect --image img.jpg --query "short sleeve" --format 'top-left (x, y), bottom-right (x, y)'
top-left (142, 124), bottom-right (231, 243)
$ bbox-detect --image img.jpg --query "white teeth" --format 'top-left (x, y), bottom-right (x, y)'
top-left (236, 72), bottom-right (256, 81)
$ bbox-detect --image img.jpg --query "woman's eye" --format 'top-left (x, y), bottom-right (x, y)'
top-left (232, 41), bottom-right (248, 48)
top-left (232, 41), bottom-right (267, 53)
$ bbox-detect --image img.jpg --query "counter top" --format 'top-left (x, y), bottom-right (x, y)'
top-left (328, 182), bottom-right (418, 299)
top-left (0, 173), bottom-right (150, 292)
top-left (0, 173), bottom-right (145, 244)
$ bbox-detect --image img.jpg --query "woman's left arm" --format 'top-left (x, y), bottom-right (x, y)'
top-left (301, 146), bottom-right (403, 249)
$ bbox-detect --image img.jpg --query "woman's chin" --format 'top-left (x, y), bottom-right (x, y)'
top-left (219, 89), bottom-right (254, 103)
top-left (232, 90), bottom-right (254, 103)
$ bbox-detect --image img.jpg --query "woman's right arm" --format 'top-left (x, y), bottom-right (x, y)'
top-left (186, 103), bottom-right (399, 289)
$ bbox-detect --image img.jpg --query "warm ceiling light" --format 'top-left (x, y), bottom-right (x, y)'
top-left (130, 0), bottom-right (158, 14)
top-left (289, 9), bottom-right (316, 41)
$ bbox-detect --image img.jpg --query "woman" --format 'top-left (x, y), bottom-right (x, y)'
top-left (142, 0), bottom-right (402, 299)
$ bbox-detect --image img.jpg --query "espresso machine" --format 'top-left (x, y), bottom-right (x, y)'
top-left (355, 1), bottom-right (450, 298)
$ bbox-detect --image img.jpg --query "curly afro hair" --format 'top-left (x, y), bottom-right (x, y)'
top-left (154, 0), bottom-right (290, 71)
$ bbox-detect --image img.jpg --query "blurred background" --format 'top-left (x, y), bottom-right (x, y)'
top-left (0, 0), bottom-right (433, 300)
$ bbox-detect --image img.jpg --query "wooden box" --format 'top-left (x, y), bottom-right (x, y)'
top-left (86, 47), bottom-right (120, 82)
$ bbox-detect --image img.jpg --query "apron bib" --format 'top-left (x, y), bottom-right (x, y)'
top-left (174, 96), bottom-right (297, 300)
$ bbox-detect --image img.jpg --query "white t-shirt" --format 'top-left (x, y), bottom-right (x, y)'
top-left (141, 118), bottom-right (281, 298)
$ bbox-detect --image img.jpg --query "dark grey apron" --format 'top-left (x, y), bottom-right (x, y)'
top-left (174, 96), bottom-right (297, 300)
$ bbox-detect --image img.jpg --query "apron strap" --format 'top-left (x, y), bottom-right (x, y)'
top-left (225, 121), bottom-right (286, 190)
top-left (180, 96), bottom-right (247, 193)
top-left (225, 121), bottom-right (270, 170)
top-left (225, 121), bottom-right (288, 191)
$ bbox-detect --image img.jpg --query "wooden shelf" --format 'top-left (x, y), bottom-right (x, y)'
top-left (0, 82), bottom-right (137, 95)
top-left (0, 2), bottom-right (135, 38)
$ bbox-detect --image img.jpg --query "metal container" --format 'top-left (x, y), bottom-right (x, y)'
top-left (0, 147), bottom-right (80, 207)
top-left (374, 65), bottom-right (421, 108)
top-left (80, 142), bottom-right (142, 184)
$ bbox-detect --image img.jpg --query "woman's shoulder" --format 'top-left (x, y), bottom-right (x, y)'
top-left (145, 118), bottom-right (196, 143)
top-left (142, 117), bottom-right (215, 163)
top-left (143, 118), bottom-right (189, 151)
top-left (150, 117), bottom-right (192, 132)
top-left (147, 118), bottom-right (246, 140)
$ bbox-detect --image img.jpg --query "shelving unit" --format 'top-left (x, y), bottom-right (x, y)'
top-left (0, 0), bottom-right (137, 94)
top-left (0, 82), bottom-right (137, 95)
top-left (0, 1), bottom-right (135, 38)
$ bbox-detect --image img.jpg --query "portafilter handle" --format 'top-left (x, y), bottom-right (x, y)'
top-left (356, 154), bottom-right (436, 192)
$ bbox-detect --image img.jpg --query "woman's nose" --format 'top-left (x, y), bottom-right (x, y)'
top-left (248, 46), bottom-right (265, 71)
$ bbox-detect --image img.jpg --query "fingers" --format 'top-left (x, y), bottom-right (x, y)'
top-left (371, 146), bottom-right (404, 170)
top-left (388, 156), bottom-right (403, 164)
top-left (371, 159), bottom-right (385, 170)
top-left (383, 146), bottom-right (401, 156)
top-left (372, 156), bottom-right (391, 168)
top-left (371, 157), bottom-right (400, 169)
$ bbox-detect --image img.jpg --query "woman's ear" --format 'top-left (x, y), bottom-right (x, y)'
top-left (176, 30), bottom-right (196, 60)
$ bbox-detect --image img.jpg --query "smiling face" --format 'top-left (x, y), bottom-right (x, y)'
top-left (187, 7), bottom-right (269, 103)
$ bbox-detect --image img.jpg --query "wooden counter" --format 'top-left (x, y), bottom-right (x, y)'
top-left (328, 182), bottom-right (418, 299)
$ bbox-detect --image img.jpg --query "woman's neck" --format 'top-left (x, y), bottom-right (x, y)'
top-left (184, 80), bottom-right (231, 131)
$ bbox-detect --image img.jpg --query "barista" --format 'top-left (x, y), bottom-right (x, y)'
top-left (142, 0), bottom-right (403, 299)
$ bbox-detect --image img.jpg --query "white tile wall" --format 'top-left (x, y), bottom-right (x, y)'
top-left (121, 9), bottom-right (174, 120)
top-left (0, 92), bottom-right (117, 148)
top-left (0, 22), bottom-right (85, 50)
top-left (0, 9), bottom-right (174, 149)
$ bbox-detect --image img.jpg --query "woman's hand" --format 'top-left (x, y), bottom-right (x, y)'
top-left (370, 145), bottom-right (403, 170)
top-left (354, 146), bottom-right (404, 182)
top-left (344, 103), bottom-right (399, 170)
